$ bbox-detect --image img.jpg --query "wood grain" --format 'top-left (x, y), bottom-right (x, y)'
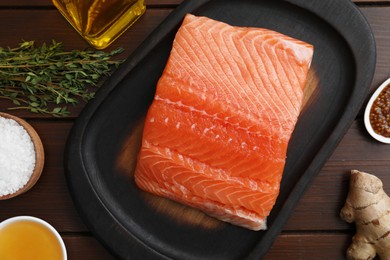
top-left (0, 2), bottom-right (387, 259)
top-left (265, 233), bottom-right (352, 259)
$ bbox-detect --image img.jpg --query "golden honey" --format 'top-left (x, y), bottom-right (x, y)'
top-left (0, 219), bottom-right (64, 260)
top-left (52, 0), bottom-right (146, 49)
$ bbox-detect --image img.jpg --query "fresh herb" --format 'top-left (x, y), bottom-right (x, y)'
top-left (0, 40), bottom-right (124, 116)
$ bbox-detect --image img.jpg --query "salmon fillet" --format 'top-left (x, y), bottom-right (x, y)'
top-left (134, 14), bottom-right (313, 231)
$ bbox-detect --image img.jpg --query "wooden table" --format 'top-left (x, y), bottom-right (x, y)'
top-left (0, 0), bottom-right (389, 259)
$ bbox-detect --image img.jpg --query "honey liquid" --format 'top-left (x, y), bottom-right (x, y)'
top-left (52, 0), bottom-right (146, 49)
top-left (0, 220), bottom-right (64, 260)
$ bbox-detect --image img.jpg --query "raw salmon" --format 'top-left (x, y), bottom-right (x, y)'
top-left (134, 14), bottom-right (313, 231)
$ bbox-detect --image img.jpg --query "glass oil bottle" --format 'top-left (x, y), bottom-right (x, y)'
top-left (52, 0), bottom-right (146, 49)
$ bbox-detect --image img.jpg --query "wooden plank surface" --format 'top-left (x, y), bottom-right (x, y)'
top-left (266, 233), bottom-right (352, 259)
top-left (0, 1), bottom-right (388, 259)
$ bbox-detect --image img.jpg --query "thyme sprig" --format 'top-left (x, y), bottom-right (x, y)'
top-left (0, 40), bottom-right (124, 116)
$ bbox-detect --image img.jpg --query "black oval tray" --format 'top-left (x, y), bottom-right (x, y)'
top-left (65, 0), bottom-right (376, 259)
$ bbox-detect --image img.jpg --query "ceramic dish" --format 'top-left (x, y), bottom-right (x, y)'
top-left (0, 216), bottom-right (67, 259)
top-left (65, 0), bottom-right (376, 259)
top-left (364, 78), bottom-right (390, 144)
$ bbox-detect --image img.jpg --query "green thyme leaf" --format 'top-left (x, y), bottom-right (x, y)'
top-left (0, 40), bottom-right (124, 116)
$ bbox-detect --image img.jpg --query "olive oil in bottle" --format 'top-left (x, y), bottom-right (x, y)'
top-left (52, 0), bottom-right (146, 49)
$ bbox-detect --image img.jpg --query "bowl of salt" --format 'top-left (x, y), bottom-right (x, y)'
top-left (0, 112), bottom-right (44, 200)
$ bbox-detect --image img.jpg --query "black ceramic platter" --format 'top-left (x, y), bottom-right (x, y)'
top-left (65, 0), bottom-right (376, 259)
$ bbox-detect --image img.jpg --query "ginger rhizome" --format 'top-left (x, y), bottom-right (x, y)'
top-left (340, 169), bottom-right (390, 260)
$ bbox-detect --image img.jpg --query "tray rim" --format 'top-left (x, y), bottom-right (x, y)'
top-left (65, 0), bottom-right (376, 259)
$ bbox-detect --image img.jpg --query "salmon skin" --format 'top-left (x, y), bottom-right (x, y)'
top-left (134, 14), bottom-right (313, 231)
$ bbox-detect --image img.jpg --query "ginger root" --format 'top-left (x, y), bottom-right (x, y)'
top-left (340, 169), bottom-right (390, 260)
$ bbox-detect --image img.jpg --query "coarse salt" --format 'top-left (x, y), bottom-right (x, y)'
top-left (0, 116), bottom-right (36, 197)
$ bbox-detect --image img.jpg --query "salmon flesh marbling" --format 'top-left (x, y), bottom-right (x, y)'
top-left (134, 14), bottom-right (314, 231)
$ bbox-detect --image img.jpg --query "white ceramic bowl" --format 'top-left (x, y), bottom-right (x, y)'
top-left (0, 216), bottom-right (67, 259)
top-left (364, 77), bottom-right (390, 144)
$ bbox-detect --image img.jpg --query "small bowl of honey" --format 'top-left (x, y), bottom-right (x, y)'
top-left (0, 216), bottom-right (67, 259)
top-left (364, 77), bottom-right (390, 143)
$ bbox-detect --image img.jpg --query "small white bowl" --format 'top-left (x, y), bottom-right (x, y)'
top-left (364, 77), bottom-right (390, 144)
top-left (0, 216), bottom-right (67, 260)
